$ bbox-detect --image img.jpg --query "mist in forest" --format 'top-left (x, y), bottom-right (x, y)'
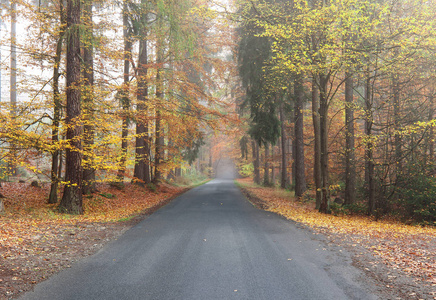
top-left (214, 158), bottom-right (237, 180)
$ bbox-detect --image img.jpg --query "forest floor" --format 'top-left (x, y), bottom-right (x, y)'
top-left (236, 178), bottom-right (436, 300)
top-left (0, 181), bottom-right (189, 300)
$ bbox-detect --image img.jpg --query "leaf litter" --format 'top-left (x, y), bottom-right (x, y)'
top-left (0, 182), bottom-right (186, 299)
top-left (237, 178), bottom-right (436, 300)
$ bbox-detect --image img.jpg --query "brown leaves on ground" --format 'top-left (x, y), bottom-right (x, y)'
top-left (237, 178), bottom-right (436, 299)
top-left (0, 182), bottom-right (186, 299)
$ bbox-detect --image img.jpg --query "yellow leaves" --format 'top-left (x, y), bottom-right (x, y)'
top-left (189, 5), bottom-right (217, 21)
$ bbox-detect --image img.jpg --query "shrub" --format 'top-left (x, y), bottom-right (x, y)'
top-left (99, 192), bottom-right (116, 199)
top-left (397, 173), bottom-right (436, 224)
top-left (147, 182), bottom-right (157, 193)
top-left (238, 163), bottom-right (253, 178)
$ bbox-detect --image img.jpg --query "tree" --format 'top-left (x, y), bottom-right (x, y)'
top-left (58, 0), bottom-right (83, 214)
top-left (293, 76), bottom-right (306, 197)
top-left (252, 140), bottom-right (260, 184)
top-left (311, 78), bottom-right (322, 208)
top-left (263, 143), bottom-right (270, 186)
top-left (117, 0), bottom-right (133, 182)
top-left (237, 2), bottom-right (281, 186)
top-left (279, 103), bottom-right (288, 189)
top-left (344, 73), bottom-right (355, 205)
top-left (82, 0), bottom-right (96, 194)
top-left (48, 0), bottom-right (66, 204)
top-left (133, 0), bottom-right (151, 185)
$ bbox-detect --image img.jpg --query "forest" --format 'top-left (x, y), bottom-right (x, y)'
top-left (237, 0), bottom-right (436, 223)
top-left (0, 0), bottom-right (435, 224)
top-left (0, 0), bottom-right (236, 214)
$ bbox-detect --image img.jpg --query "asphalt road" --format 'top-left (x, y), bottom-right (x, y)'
top-left (20, 179), bottom-right (378, 300)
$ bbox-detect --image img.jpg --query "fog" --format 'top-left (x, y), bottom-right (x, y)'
top-left (214, 158), bottom-right (237, 180)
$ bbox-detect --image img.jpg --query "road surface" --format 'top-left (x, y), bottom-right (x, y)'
top-left (20, 179), bottom-right (377, 300)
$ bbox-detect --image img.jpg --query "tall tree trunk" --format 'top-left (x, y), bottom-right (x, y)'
top-left (82, 0), bottom-right (96, 194)
top-left (209, 146), bottom-right (213, 178)
top-left (154, 110), bottom-right (163, 182)
top-left (312, 78), bottom-right (322, 209)
top-left (271, 145), bottom-right (275, 185)
top-left (58, 137), bottom-right (63, 181)
top-left (392, 74), bottom-right (402, 182)
top-left (134, 21), bottom-right (150, 184)
top-left (59, 0), bottom-right (83, 214)
top-left (294, 77), bottom-right (306, 197)
top-left (429, 94), bottom-right (434, 165)
top-left (365, 73), bottom-right (375, 215)
top-left (344, 73), bottom-right (356, 205)
top-left (10, 0), bottom-right (16, 114)
top-left (279, 103), bottom-right (288, 189)
top-left (0, 5), bottom-right (2, 105)
top-left (8, 0), bottom-right (17, 175)
top-left (263, 143), bottom-right (270, 186)
top-left (289, 99), bottom-right (295, 187)
top-left (48, 2), bottom-right (66, 204)
top-left (154, 38), bottom-right (164, 183)
top-left (252, 140), bottom-right (260, 184)
top-left (319, 74), bottom-right (330, 213)
top-left (117, 0), bottom-right (132, 181)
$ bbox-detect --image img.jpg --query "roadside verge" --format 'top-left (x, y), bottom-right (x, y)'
top-left (235, 178), bottom-right (436, 300)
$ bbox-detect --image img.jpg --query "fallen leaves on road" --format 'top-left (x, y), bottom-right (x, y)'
top-left (236, 178), bottom-right (436, 298)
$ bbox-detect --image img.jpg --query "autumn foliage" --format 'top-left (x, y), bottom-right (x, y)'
top-left (235, 0), bottom-right (436, 221)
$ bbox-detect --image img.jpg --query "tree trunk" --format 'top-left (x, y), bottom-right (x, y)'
top-left (154, 38), bottom-right (164, 183)
top-left (312, 78), bottom-right (322, 209)
top-left (49, 2), bottom-right (65, 204)
top-left (271, 146), bottom-right (275, 185)
top-left (279, 103), bottom-right (288, 189)
top-left (117, 0), bottom-right (132, 182)
top-left (209, 147), bottom-right (213, 178)
top-left (0, 180), bottom-right (4, 212)
top-left (8, 0), bottom-right (17, 175)
top-left (344, 73), bottom-right (356, 205)
top-left (58, 140), bottom-right (63, 181)
top-left (252, 140), bottom-right (260, 184)
top-left (365, 74), bottom-right (375, 215)
top-left (294, 77), bottom-right (307, 198)
top-left (134, 39), bottom-right (149, 184)
top-left (154, 109), bottom-right (163, 183)
top-left (289, 99), bottom-right (295, 187)
top-left (319, 74), bottom-right (330, 213)
top-left (392, 74), bottom-right (402, 183)
top-left (263, 143), bottom-right (270, 186)
top-left (10, 0), bottom-right (16, 113)
top-left (134, 16), bottom-right (151, 184)
top-left (59, 0), bottom-right (83, 214)
top-left (429, 94), bottom-right (434, 165)
top-left (0, 5), bottom-right (2, 105)
top-left (82, 0), bottom-right (96, 194)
